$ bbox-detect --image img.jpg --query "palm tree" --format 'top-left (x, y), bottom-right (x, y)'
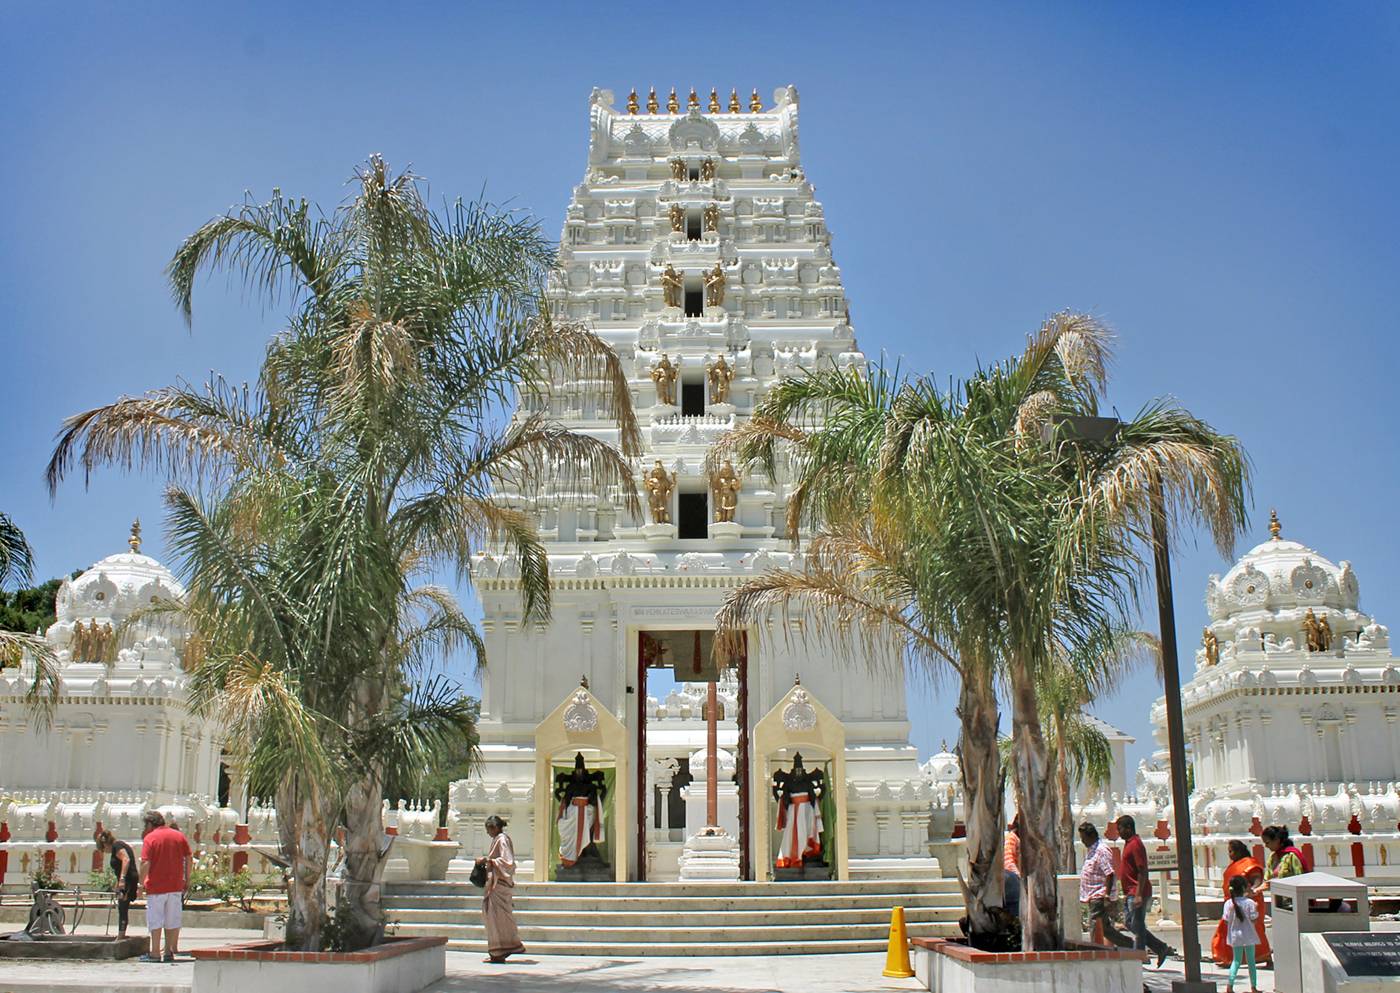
top-left (714, 314), bottom-right (1248, 951)
top-left (46, 158), bottom-right (641, 949)
top-left (0, 512), bottom-right (58, 715)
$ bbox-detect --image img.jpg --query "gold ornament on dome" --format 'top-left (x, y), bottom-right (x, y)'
top-left (644, 461), bottom-right (676, 524)
top-left (668, 88), bottom-right (679, 113)
top-left (708, 88), bottom-right (721, 112)
top-left (128, 519), bottom-right (142, 553)
top-left (729, 89), bottom-right (741, 113)
top-left (627, 89), bottom-right (639, 114)
top-left (1269, 508), bottom-right (1281, 540)
top-left (688, 87), bottom-right (699, 110)
top-left (750, 89), bottom-right (763, 112)
top-left (647, 87), bottom-right (659, 114)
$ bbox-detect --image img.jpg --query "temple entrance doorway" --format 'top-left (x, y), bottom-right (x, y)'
top-left (635, 629), bottom-right (750, 881)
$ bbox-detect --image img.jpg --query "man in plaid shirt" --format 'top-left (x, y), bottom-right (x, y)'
top-left (1078, 822), bottom-right (1134, 949)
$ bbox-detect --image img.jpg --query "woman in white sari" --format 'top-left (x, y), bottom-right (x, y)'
top-left (481, 815), bottom-right (526, 963)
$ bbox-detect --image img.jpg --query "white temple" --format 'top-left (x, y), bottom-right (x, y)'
top-left (450, 85), bottom-right (937, 882)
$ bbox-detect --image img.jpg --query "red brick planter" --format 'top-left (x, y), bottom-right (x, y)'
top-left (912, 937), bottom-right (1146, 992)
top-left (191, 936), bottom-right (447, 993)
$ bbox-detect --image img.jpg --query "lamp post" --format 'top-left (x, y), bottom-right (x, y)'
top-left (1048, 415), bottom-right (1211, 992)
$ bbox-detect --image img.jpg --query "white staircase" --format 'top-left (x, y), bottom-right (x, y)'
top-left (383, 878), bottom-right (963, 955)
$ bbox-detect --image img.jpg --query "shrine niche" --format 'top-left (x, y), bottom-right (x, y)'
top-left (533, 680), bottom-right (629, 882)
top-left (751, 677), bottom-right (849, 882)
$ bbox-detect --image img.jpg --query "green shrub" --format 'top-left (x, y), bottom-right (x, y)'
top-left (87, 868), bottom-right (118, 893)
top-left (30, 864), bottom-right (64, 892)
top-left (187, 852), bottom-right (257, 911)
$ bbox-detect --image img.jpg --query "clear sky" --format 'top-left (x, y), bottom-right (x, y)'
top-left (4, 2), bottom-right (1399, 780)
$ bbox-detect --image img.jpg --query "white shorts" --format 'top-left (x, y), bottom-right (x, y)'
top-left (146, 891), bottom-right (183, 931)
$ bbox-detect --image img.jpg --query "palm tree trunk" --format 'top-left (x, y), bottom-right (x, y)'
top-left (1054, 713), bottom-right (1076, 871)
top-left (956, 652), bottom-right (1005, 944)
top-left (279, 776), bottom-right (331, 951)
top-left (1009, 654), bottom-right (1061, 951)
top-left (341, 677), bottom-right (388, 949)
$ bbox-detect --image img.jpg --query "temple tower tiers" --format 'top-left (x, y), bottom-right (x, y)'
top-left (453, 86), bottom-right (935, 880)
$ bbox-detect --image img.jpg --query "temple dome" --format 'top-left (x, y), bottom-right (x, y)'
top-left (1206, 513), bottom-right (1358, 623)
top-left (55, 522), bottom-right (186, 627)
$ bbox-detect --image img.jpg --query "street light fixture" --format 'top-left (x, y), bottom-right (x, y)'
top-left (1048, 414), bottom-right (1212, 993)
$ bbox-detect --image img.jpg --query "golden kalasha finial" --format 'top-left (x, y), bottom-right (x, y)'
top-left (750, 89), bottom-right (763, 112)
top-left (688, 87), bottom-right (700, 110)
top-left (708, 88), bottom-right (720, 112)
top-left (627, 89), bottom-right (639, 114)
top-left (647, 87), bottom-right (659, 114)
top-left (1269, 508), bottom-right (1281, 541)
top-left (729, 89), bottom-right (741, 113)
top-left (580, 674), bottom-right (590, 689)
top-left (128, 519), bottom-right (142, 554)
top-left (667, 87), bottom-right (679, 113)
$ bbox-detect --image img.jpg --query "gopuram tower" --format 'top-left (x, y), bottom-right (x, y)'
top-left (453, 86), bottom-right (936, 883)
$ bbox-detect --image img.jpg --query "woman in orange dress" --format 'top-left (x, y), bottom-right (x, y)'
top-left (1211, 840), bottom-right (1270, 967)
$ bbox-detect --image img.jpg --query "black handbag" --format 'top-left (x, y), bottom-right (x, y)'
top-left (469, 859), bottom-right (488, 888)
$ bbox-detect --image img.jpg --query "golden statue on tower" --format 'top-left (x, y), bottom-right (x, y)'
top-left (644, 461), bottom-right (676, 524)
top-left (660, 263), bottom-right (683, 310)
top-left (711, 461), bottom-right (742, 523)
top-left (651, 353), bottom-right (678, 405)
top-left (703, 262), bottom-right (726, 308)
top-left (706, 353), bottom-right (734, 404)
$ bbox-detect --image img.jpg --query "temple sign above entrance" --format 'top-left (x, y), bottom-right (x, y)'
top-left (753, 679), bottom-right (849, 882)
top-left (534, 683), bottom-right (629, 882)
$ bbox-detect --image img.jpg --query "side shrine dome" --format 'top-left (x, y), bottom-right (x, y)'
top-left (47, 520), bottom-right (190, 670)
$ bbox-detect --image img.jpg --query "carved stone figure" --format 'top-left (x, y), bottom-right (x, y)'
top-left (703, 202), bottom-right (720, 233)
top-left (1318, 614), bottom-right (1334, 651)
top-left (669, 203), bottom-right (685, 233)
top-left (706, 353), bottom-right (734, 403)
top-left (651, 353), bottom-right (678, 405)
top-left (660, 263), bottom-right (683, 310)
top-left (1203, 627), bottom-right (1220, 666)
top-left (703, 262), bottom-right (726, 308)
top-left (644, 461), bottom-right (675, 524)
top-left (554, 752), bottom-right (608, 870)
top-left (712, 461), bottom-right (742, 523)
top-left (700, 158), bottom-right (716, 182)
top-left (772, 753), bottom-right (826, 871)
top-left (669, 158), bottom-right (686, 181)
top-left (1304, 608), bottom-right (1324, 652)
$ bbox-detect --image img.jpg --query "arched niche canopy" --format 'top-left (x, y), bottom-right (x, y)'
top-left (533, 681), bottom-right (629, 882)
top-left (752, 678), bottom-right (849, 882)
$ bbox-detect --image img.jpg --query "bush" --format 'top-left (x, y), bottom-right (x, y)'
top-left (87, 868), bottom-right (118, 893)
top-left (187, 852), bottom-right (257, 911)
top-left (30, 864), bottom-right (64, 892)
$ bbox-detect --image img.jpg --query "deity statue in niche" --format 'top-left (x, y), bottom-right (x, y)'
top-left (706, 353), bottom-right (733, 403)
top-left (1318, 613), bottom-right (1333, 651)
top-left (700, 158), bottom-right (716, 181)
top-left (712, 461), bottom-right (741, 523)
top-left (669, 157), bottom-right (685, 180)
top-left (555, 752), bottom-right (608, 872)
top-left (669, 203), bottom-right (684, 233)
top-left (650, 353), bottom-right (678, 405)
top-left (644, 461), bottom-right (675, 524)
top-left (1202, 627), bottom-right (1220, 667)
top-left (660, 263), bottom-right (683, 310)
top-left (703, 202), bottom-right (720, 233)
top-left (1303, 608), bottom-right (1324, 652)
top-left (703, 262), bottom-right (726, 308)
top-left (773, 752), bottom-right (826, 871)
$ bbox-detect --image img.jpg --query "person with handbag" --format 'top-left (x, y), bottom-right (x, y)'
top-left (477, 815), bottom-right (525, 963)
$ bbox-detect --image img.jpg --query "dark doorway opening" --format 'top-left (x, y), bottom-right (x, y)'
top-left (684, 286), bottom-right (703, 318)
top-left (677, 492), bottom-right (708, 539)
top-left (681, 380), bottom-right (705, 416)
top-left (217, 762), bottom-right (231, 808)
top-left (686, 211), bottom-right (702, 241)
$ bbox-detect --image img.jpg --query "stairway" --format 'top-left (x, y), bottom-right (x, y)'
top-left (383, 878), bottom-right (963, 955)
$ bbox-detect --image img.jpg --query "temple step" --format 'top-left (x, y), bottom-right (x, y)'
top-left (383, 879), bottom-right (963, 956)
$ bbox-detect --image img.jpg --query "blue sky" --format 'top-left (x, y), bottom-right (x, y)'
top-left (4, 3), bottom-right (1399, 778)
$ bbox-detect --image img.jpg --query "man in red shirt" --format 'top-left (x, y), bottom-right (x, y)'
top-left (137, 810), bottom-right (192, 963)
top-left (1115, 814), bottom-right (1175, 967)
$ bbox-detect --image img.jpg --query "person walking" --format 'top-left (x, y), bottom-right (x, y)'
top-left (94, 828), bottom-right (139, 937)
top-left (1222, 874), bottom-right (1261, 993)
top-left (1114, 815), bottom-right (1175, 967)
top-left (1257, 825), bottom-right (1307, 892)
top-left (1078, 822), bottom-right (1134, 949)
top-left (136, 811), bottom-right (191, 963)
top-left (1212, 840), bottom-right (1270, 968)
top-left (1002, 814), bottom-right (1021, 917)
top-left (480, 815), bottom-right (525, 963)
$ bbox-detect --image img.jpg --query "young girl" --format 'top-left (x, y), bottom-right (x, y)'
top-left (1222, 874), bottom-right (1260, 993)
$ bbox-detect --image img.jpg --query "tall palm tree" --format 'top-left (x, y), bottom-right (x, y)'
top-left (0, 512), bottom-right (58, 713)
top-left (714, 314), bottom-right (1248, 951)
top-left (46, 158), bottom-right (640, 949)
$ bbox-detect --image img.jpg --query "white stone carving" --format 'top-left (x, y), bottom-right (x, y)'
top-left (782, 687), bottom-right (818, 731)
top-left (562, 688), bottom-right (598, 733)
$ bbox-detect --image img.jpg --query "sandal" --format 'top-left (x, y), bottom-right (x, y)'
top-left (139, 953), bottom-right (161, 962)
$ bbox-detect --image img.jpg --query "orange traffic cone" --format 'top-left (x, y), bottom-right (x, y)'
top-left (882, 905), bottom-right (915, 978)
